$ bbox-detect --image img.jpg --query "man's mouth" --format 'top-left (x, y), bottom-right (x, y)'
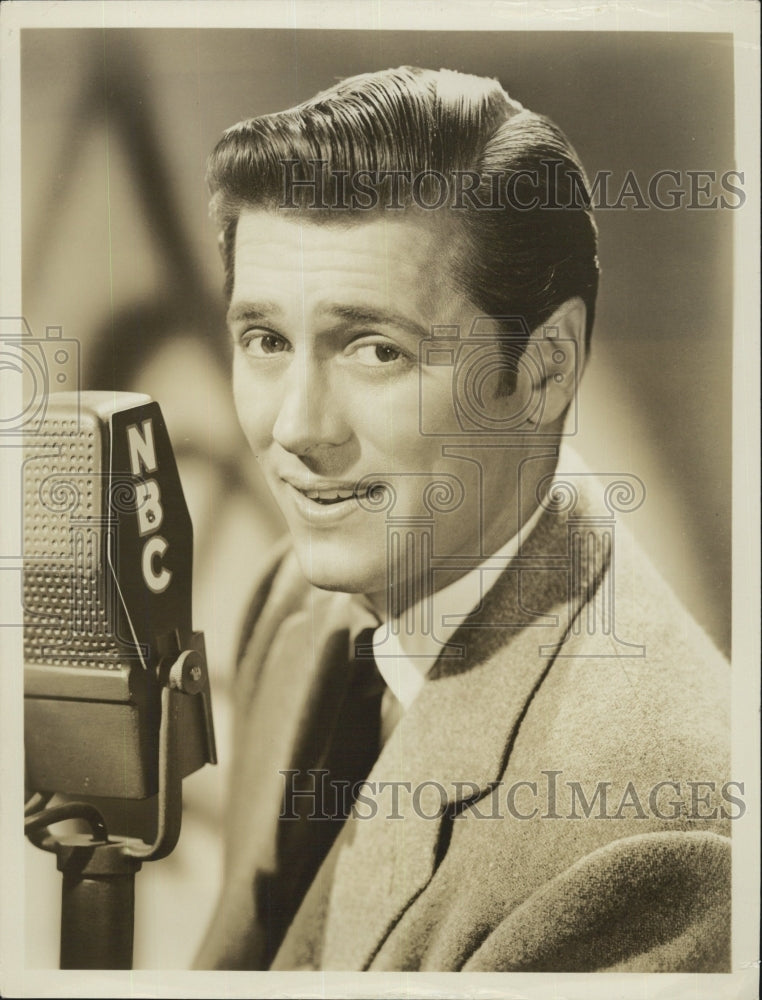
top-left (284, 481), bottom-right (373, 506)
top-left (301, 488), bottom-right (367, 505)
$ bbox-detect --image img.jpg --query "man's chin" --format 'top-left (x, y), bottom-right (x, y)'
top-left (292, 545), bottom-right (384, 597)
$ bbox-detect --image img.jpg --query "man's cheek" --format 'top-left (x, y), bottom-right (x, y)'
top-left (237, 407), bottom-right (269, 456)
top-left (233, 385), bottom-right (274, 454)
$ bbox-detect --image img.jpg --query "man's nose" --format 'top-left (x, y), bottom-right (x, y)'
top-left (272, 358), bottom-right (350, 455)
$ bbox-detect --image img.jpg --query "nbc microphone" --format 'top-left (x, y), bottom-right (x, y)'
top-left (24, 391), bottom-right (215, 799)
top-left (23, 391), bottom-right (216, 968)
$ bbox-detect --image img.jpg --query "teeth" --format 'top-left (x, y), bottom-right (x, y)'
top-left (299, 486), bottom-right (367, 502)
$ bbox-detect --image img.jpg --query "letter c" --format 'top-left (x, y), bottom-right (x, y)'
top-left (142, 535), bottom-right (171, 593)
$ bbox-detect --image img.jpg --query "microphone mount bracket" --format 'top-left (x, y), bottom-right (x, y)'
top-left (25, 636), bottom-right (216, 968)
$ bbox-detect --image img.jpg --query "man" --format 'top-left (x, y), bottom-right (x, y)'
top-left (196, 67), bottom-right (730, 972)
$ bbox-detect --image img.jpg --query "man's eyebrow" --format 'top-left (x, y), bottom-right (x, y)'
top-left (226, 300), bottom-right (431, 340)
top-left (226, 300), bottom-right (282, 326)
top-left (322, 303), bottom-right (429, 341)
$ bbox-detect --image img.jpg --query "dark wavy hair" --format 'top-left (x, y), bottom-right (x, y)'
top-left (207, 66), bottom-right (599, 376)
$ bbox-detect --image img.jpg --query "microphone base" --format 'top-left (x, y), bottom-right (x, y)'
top-left (57, 837), bottom-right (143, 970)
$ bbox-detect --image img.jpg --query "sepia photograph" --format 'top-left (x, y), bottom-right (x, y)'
top-left (1, 2), bottom-right (759, 997)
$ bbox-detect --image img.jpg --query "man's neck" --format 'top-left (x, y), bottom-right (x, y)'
top-left (365, 443), bottom-right (561, 622)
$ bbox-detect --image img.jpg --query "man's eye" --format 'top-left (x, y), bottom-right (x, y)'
top-left (242, 331), bottom-right (290, 357)
top-left (353, 342), bottom-right (407, 367)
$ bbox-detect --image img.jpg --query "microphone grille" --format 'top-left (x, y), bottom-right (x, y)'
top-left (23, 404), bottom-right (123, 668)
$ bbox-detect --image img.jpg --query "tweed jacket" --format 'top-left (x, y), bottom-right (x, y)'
top-left (196, 479), bottom-right (731, 973)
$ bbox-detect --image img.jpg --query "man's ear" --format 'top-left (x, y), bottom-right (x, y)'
top-left (522, 297), bottom-right (587, 429)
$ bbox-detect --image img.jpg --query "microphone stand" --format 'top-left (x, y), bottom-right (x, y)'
top-left (25, 647), bottom-right (216, 970)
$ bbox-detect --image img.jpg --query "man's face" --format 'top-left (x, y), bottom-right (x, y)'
top-left (229, 210), bottom-right (528, 608)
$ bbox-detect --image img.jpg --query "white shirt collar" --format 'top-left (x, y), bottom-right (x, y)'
top-left (371, 497), bottom-right (547, 711)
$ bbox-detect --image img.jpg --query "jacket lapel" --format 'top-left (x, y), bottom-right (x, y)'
top-left (197, 578), bottom-right (370, 970)
top-left (277, 493), bottom-right (611, 970)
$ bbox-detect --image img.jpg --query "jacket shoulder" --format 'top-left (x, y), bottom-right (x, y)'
top-left (503, 529), bottom-right (730, 816)
top-left (234, 535), bottom-right (314, 667)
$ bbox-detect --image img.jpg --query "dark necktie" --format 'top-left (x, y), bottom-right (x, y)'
top-left (322, 625), bottom-right (386, 816)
